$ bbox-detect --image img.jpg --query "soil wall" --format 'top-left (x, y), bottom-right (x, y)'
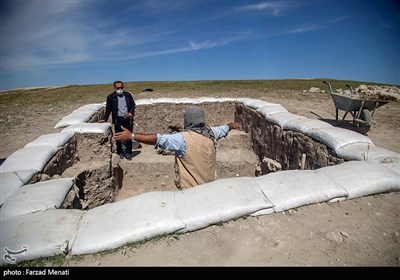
top-left (235, 103), bottom-right (344, 170)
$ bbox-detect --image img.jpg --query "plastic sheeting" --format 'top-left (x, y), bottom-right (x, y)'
top-left (61, 123), bottom-right (111, 134)
top-left (1, 177), bottom-right (75, 219)
top-left (0, 146), bottom-right (59, 173)
top-left (0, 210), bottom-right (83, 265)
top-left (175, 177), bottom-right (274, 232)
top-left (253, 170), bottom-right (348, 214)
top-left (306, 127), bottom-right (374, 153)
top-left (318, 161), bottom-right (400, 199)
top-left (0, 170), bottom-right (37, 205)
top-left (24, 131), bottom-right (74, 148)
top-left (71, 191), bottom-right (185, 255)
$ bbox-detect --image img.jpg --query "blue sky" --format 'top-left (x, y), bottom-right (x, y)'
top-left (0, 0), bottom-right (399, 91)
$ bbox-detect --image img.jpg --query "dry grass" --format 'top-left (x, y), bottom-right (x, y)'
top-left (0, 78), bottom-right (392, 131)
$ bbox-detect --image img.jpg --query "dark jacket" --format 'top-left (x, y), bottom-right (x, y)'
top-left (103, 91), bottom-right (136, 124)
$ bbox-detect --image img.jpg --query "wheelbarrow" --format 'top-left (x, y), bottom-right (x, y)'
top-left (323, 81), bottom-right (389, 134)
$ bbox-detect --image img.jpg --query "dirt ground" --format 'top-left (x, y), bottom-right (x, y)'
top-left (1, 89), bottom-right (399, 267)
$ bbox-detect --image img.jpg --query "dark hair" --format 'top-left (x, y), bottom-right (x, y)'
top-left (113, 81), bottom-right (124, 88)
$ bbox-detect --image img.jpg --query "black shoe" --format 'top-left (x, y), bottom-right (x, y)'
top-left (125, 153), bottom-right (132, 160)
top-left (118, 153), bottom-right (124, 159)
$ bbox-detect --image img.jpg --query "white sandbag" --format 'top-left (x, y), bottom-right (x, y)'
top-left (250, 207), bottom-right (275, 217)
top-left (0, 170), bottom-right (37, 205)
top-left (0, 209), bottom-right (83, 265)
top-left (135, 99), bottom-right (153, 106)
top-left (0, 146), bottom-right (59, 173)
top-left (24, 131), bottom-right (74, 148)
top-left (369, 158), bottom-right (400, 175)
top-left (71, 191), bottom-right (185, 255)
top-left (239, 98), bottom-right (271, 110)
top-left (265, 112), bottom-right (308, 129)
top-left (365, 146), bottom-right (400, 160)
top-left (319, 161), bottom-right (400, 199)
top-left (217, 97), bottom-right (237, 103)
top-left (72, 103), bottom-right (104, 113)
top-left (191, 97), bottom-right (220, 103)
top-left (175, 177), bottom-right (274, 233)
top-left (150, 98), bottom-right (177, 104)
top-left (336, 143), bottom-right (400, 174)
top-left (253, 170), bottom-right (348, 213)
top-left (256, 104), bottom-right (289, 118)
top-left (54, 112), bottom-right (94, 129)
top-left (61, 123), bottom-right (111, 134)
top-left (306, 127), bottom-right (374, 153)
top-left (236, 98), bottom-right (248, 104)
top-left (0, 178), bottom-right (75, 219)
top-left (284, 118), bottom-right (333, 134)
top-left (339, 144), bottom-right (399, 161)
top-left (334, 142), bottom-right (380, 161)
top-left (366, 149), bottom-right (400, 175)
top-left (175, 98), bottom-right (196, 104)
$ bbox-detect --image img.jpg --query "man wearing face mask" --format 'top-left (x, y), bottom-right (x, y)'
top-left (100, 81), bottom-right (136, 160)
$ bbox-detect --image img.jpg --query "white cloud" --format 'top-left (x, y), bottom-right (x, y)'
top-left (124, 0), bottom-right (197, 15)
top-left (188, 34), bottom-right (244, 50)
top-left (1, 1), bottom-right (253, 73)
top-left (235, 1), bottom-right (294, 16)
top-left (328, 16), bottom-right (350, 23)
top-left (287, 24), bottom-right (321, 34)
top-left (1, 1), bottom-right (92, 72)
top-left (122, 32), bottom-right (247, 60)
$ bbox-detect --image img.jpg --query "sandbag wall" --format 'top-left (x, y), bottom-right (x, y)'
top-left (0, 104), bottom-right (121, 210)
top-left (1, 97), bottom-right (399, 265)
top-left (235, 103), bottom-right (344, 171)
top-left (133, 100), bottom-right (338, 173)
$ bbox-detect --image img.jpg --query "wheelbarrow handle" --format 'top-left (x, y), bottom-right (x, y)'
top-left (346, 84), bottom-right (354, 94)
top-left (323, 81), bottom-right (333, 93)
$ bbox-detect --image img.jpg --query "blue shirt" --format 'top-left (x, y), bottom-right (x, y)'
top-left (156, 124), bottom-right (230, 157)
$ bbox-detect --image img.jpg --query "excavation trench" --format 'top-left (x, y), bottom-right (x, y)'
top-left (36, 102), bottom-right (343, 209)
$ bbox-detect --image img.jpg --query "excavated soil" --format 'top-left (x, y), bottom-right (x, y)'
top-left (2, 90), bottom-right (399, 267)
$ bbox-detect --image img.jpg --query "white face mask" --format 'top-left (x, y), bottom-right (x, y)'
top-left (116, 89), bottom-right (123, 95)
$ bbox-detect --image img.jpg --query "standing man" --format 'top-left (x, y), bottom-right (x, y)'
top-left (100, 81), bottom-right (136, 160)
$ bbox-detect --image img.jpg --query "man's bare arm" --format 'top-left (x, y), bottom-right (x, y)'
top-left (114, 126), bottom-right (157, 145)
top-left (133, 133), bottom-right (157, 145)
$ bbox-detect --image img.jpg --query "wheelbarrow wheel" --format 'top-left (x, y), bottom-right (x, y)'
top-left (357, 109), bottom-right (372, 134)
